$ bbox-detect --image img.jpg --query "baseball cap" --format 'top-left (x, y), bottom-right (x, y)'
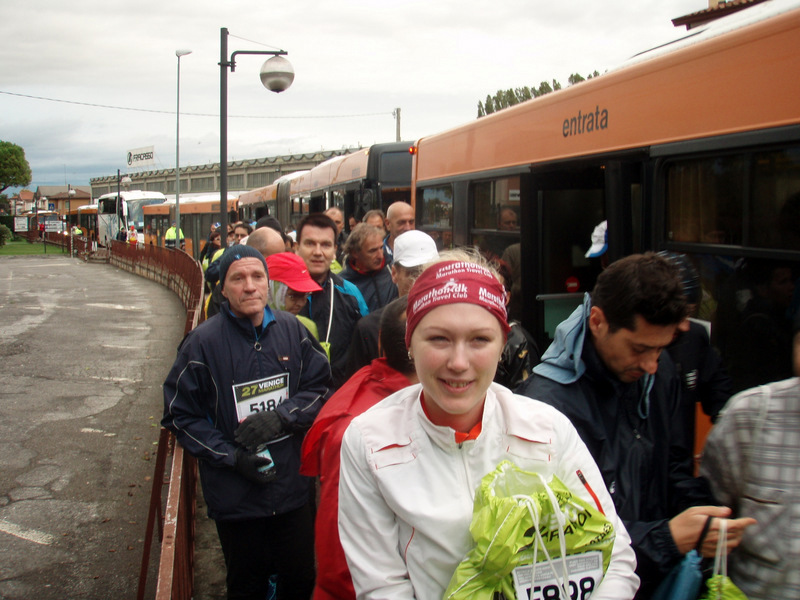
top-left (393, 230), bottom-right (439, 268)
top-left (265, 252), bottom-right (322, 293)
top-left (585, 220), bottom-right (608, 258)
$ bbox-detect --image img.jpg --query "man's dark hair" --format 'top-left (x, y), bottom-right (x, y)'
top-left (591, 252), bottom-right (688, 332)
top-left (296, 213), bottom-right (338, 244)
top-left (256, 215), bottom-right (283, 233)
top-left (380, 296), bottom-right (414, 375)
top-left (234, 222), bottom-right (253, 235)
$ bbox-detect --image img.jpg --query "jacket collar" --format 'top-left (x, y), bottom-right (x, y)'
top-left (221, 302), bottom-right (276, 341)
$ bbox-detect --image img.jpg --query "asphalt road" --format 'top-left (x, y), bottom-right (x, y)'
top-left (0, 255), bottom-right (224, 599)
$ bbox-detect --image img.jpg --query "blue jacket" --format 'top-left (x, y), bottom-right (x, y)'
top-left (517, 294), bottom-right (714, 598)
top-left (162, 303), bottom-right (331, 521)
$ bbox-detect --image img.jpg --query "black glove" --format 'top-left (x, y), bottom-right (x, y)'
top-left (234, 447), bottom-right (277, 485)
top-left (234, 410), bottom-right (285, 450)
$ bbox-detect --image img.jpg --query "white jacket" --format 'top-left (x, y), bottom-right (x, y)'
top-left (338, 383), bottom-right (639, 600)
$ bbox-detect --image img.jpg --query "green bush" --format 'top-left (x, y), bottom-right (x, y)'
top-left (0, 223), bottom-right (11, 246)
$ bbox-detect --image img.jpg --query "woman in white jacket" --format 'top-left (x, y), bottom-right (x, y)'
top-left (338, 257), bottom-right (639, 600)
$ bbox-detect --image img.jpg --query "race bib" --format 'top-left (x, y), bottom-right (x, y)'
top-left (512, 550), bottom-right (603, 600)
top-left (232, 373), bottom-right (290, 423)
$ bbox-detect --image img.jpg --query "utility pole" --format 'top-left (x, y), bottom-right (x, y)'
top-left (393, 107), bottom-right (401, 142)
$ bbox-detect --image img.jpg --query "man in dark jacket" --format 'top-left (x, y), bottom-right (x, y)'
top-left (162, 244), bottom-right (331, 600)
top-left (341, 223), bottom-right (398, 313)
top-left (517, 252), bottom-right (754, 598)
top-left (297, 213), bottom-right (368, 389)
top-left (343, 230), bottom-right (438, 378)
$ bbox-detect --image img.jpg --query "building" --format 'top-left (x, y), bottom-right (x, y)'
top-left (672, 0), bottom-right (770, 29)
top-left (34, 186), bottom-right (92, 217)
top-left (89, 148), bottom-right (360, 199)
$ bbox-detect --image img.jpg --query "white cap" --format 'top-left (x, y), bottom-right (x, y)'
top-left (393, 230), bottom-right (438, 267)
top-left (585, 220), bottom-right (608, 258)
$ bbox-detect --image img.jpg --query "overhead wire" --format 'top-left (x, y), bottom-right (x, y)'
top-left (0, 90), bottom-right (391, 119)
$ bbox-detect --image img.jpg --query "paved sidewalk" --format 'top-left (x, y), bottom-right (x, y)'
top-left (0, 256), bottom-right (189, 598)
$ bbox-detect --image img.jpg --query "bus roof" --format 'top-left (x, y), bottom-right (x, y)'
top-left (413, 0), bottom-right (800, 183)
top-left (238, 184), bottom-right (277, 207)
top-left (96, 190), bottom-right (167, 202)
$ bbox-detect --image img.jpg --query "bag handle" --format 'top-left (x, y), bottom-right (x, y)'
top-left (711, 518), bottom-right (728, 600)
top-left (514, 473), bottom-right (572, 600)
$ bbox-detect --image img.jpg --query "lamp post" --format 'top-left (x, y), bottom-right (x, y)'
top-left (175, 49), bottom-right (192, 246)
top-left (68, 185), bottom-right (76, 257)
top-left (219, 27), bottom-right (294, 238)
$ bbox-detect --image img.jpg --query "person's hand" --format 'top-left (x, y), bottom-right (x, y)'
top-left (234, 447), bottom-right (276, 485)
top-left (234, 411), bottom-right (285, 450)
top-left (669, 506), bottom-right (757, 556)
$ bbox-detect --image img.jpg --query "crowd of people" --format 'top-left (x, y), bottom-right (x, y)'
top-left (161, 203), bottom-right (797, 600)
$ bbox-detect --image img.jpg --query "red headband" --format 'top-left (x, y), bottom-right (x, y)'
top-left (405, 260), bottom-right (510, 348)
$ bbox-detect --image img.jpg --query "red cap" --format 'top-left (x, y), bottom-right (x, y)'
top-left (265, 252), bottom-right (322, 293)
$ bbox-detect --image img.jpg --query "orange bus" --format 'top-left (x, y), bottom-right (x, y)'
top-left (144, 195), bottom-right (239, 259)
top-left (411, 0), bottom-right (800, 451)
top-left (288, 141), bottom-right (414, 232)
top-left (238, 181), bottom-right (279, 225)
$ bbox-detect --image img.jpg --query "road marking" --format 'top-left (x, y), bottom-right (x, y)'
top-left (0, 519), bottom-right (54, 546)
top-left (87, 375), bottom-right (139, 383)
top-left (86, 303), bottom-right (142, 311)
top-left (100, 344), bottom-right (140, 350)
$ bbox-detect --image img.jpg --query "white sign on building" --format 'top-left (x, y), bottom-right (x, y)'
top-left (127, 146), bottom-right (156, 168)
top-left (14, 217), bottom-right (28, 232)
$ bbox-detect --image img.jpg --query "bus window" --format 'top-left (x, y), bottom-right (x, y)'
top-left (470, 177), bottom-right (521, 261)
top-left (419, 185), bottom-right (454, 251)
top-left (752, 146), bottom-right (800, 250)
top-left (667, 146), bottom-right (800, 250)
top-left (666, 155), bottom-right (745, 245)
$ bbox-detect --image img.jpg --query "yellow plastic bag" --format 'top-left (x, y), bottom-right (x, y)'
top-left (444, 461), bottom-right (615, 600)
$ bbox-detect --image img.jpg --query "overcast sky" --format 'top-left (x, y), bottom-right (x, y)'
top-left (1, 0), bottom-right (704, 193)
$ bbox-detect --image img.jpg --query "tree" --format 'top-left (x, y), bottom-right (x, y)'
top-left (477, 71), bottom-right (599, 118)
top-left (0, 141), bottom-right (32, 194)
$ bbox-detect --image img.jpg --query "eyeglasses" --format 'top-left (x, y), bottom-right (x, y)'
top-left (286, 291), bottom-right (308, 302)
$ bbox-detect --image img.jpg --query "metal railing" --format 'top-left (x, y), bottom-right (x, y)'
top-left (25, 230), bottom-right (93, 259)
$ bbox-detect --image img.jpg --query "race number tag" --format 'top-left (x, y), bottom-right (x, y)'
top-left (512, 550), bottom-right (603, 600)
top-left (233, 373), bottom-right (290, 423)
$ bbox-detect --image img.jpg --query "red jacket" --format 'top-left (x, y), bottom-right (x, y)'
top-left (300, 358), bottom-right (412, 600)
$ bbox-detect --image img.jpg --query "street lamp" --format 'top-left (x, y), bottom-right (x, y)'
top-left (219, 27), bottom-right (294, 238)
top-left (175, 49), bottom-right (192, 245)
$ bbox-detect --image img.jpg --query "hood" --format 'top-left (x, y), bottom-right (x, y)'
top-left (533, 293), bottom-right (592, 384)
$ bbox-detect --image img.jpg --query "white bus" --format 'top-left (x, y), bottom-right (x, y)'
top-left (96, 190), bottom-right (167, 245)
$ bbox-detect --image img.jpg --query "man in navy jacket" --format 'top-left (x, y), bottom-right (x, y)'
top-left (162, 244), bottom-right (331, 600)
top-left (517, 253), bottom-right (754, 598)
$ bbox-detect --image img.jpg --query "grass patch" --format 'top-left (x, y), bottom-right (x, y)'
top-left (0, 238), bottom-right (67, 256)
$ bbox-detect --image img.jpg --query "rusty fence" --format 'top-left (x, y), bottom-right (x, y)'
top-left (25, 230), bottom-right (93, 258)
top-left (83, 240), bottom-right (205, 600)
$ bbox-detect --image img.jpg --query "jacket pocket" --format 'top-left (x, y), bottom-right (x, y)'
top-left (370, 440), bottom-right (416, 470)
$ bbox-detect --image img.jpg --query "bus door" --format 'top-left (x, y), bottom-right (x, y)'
top-left (522, 159), bottom-right (644, 348)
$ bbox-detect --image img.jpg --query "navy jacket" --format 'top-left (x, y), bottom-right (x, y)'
top-left (341, 260), bottom-right (398, 314)
top-left (162, 303), bottom-right (331, 521)
top-left (516, 295), bottom-right (714, 598)
top-left (302, 271), bottom-right (368, 389)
